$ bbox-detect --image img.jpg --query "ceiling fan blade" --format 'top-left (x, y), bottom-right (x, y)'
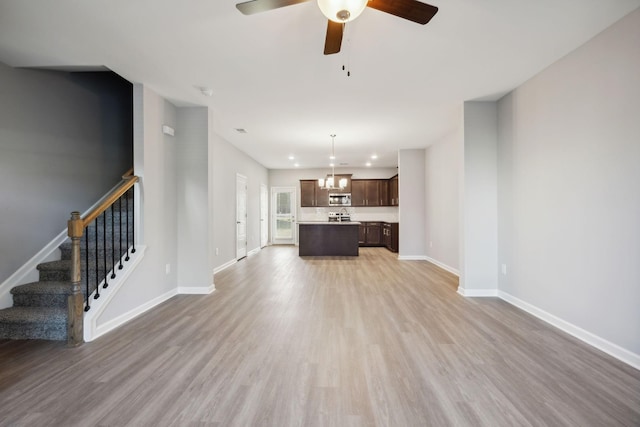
top-left (236, 0), bottom-right (311, 15)
top-left (366, 0), bottom-right (438, 25)
top-left (324, 20), bottom-right (344, 55)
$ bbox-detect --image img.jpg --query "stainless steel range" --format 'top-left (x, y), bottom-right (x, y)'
top-left (328, 212), bottom-right (351, 222)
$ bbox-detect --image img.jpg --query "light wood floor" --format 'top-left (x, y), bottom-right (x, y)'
top-left (0, 246), bottom-right (638, 426)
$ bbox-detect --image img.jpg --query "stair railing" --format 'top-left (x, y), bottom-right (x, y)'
top-left (66, 169), bottom-right (139, 346)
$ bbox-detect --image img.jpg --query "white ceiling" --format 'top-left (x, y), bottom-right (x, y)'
top-left (1, 0), bottom-right (638, 169)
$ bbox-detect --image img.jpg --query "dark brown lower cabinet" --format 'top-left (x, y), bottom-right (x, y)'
top-left (382, 222), bottom-right (399, 252)
top-left (359, 222), bottom-right (397, 252)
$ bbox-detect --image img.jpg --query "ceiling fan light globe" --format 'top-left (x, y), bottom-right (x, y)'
top-left (317, 0), bottom-right (368, 23)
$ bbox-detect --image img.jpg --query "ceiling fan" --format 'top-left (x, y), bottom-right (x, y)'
top-left (235, 0), bottom-right (438, 55)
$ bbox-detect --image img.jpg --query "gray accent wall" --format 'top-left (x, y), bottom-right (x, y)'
top-left (0, 63), bottom-right (132, 284)
top-left (497, 9), bottom-right (640, 354)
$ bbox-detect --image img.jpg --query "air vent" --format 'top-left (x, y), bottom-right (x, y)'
top-left (235, 128), bottom-right (247, 134)
top-left (339, 162), bottom-right (349, 166)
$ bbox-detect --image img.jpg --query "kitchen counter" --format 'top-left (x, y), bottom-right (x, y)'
top-left (298, 222), bottom-right (359, 256)
top-left (298, 221), bottom-right (361, 225)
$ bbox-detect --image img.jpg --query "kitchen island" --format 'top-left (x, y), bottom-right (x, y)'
top-left (298, 222), bottom-right (360, 256)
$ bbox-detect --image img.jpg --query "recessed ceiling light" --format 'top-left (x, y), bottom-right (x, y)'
top-left (371, 154), bottom-right (378, 159)
top-left (366, 162), bottom-right (372, 167)
top-left (288, 155), bottom-right (295, 160)
top-left (329, 155), bottom-right (336, 160)
top-left (294, 163), bottom-right (299, 167)
top-left (329, 163), bottom-right (335, 167)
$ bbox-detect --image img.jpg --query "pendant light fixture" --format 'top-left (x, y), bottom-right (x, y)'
top-left (317, 0), bottom-right (368, 23)
top-left (319, 134), bottom-right (348, 190)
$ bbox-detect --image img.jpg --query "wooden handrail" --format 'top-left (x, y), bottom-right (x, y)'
top-left (66, 169), bottom-right (139, 346)
top-left (82, 175), bottom-right (138, 227)
top-left (122, 168), bottom-right (134, 179)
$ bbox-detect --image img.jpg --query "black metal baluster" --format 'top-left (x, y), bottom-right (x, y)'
top-left (84, 232), bottom-right (90, 312)
top-left (125, 188), bottom-right (130, 262)
top-left (131, 187), bottom-right (136, 254)
top-left (111, 203), bottom-right (116, 279)
top-left (102, 211), bottom-right (108, 289)
top-left (94, 219), bottom-right (100, 300)
top-left (118, 197), bottom-right (123, 270)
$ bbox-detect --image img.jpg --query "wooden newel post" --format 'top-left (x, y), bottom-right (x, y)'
top-left (67, 211), bottom-right (84, 347)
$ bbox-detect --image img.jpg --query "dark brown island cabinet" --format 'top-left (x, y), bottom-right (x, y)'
top-left (359, 221), bottom-right (398, 252)
top-left (298, 222), bottom-right (360, 256)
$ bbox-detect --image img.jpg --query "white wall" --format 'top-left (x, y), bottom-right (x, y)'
top-left (497, 9), bottom-right (640, 358)
top-left (176, 107), bottom-right (213, 290)
top-left (0, 63), bottom-right (132, 284)
top-left (212, 133), bottom-right (269, 269)
top-left (424, 123), bottom-right (462, 274)
top-left (460, 101), bottom-right (499, 295)
top-left (398, 150), bottom-right (426, 258)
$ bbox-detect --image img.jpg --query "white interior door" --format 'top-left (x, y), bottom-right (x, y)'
top-left (271, 187), bottom-right (296, 245)
top-left (236, 174), bottom-right (247, 259)
top-left (260, 184), bottom-right (268, 248)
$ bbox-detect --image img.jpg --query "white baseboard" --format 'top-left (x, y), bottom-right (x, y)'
top-left (397, 255), bottom-right (428, 261)
top-left (84, 246), bottom-right (147, 342)
top-left (457, 287), bottom-right (499, 297)
top-left (247, 247), bottom-right (261, 257)
top-left (424, 256), bottom-right (460, 276)
top-left (498, 290), bottom-right (640, 371)
top-left (213, 258), bottom-right (237, 275)
top-left (92, 290), bottom-right (178, 341)
top-left (178, 284), bottom-right (216, 295)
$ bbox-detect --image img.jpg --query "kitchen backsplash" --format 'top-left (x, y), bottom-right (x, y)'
top-left (299, 206), bottom-right (399, 223)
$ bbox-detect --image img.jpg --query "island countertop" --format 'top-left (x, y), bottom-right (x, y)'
top-left (297, 221), bottom-right (361, 225)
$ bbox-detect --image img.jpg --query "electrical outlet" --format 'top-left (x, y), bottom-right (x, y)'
top-left (165, 264), bottom-right (171, 275)
top-left (501, 264), bottom-right (507, 275)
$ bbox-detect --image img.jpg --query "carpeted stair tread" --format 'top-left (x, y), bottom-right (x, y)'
top-left (10, 282), bottom-right (74, 309)
top-left (11, 281), bottom-right (75, 296)
top-left (37, 259), bottom-right (72, 271)
top-left (0, 307), bottom-right (67, 340)
top-left (0, 306), bottom-right (66, 323)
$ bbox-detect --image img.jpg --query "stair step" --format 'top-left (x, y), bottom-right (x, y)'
top-left (37, 260), bottom-right (72, 281)
top-left (59, 241), bottom-right (134, 261)
top-left (38, 258), bottom-right (108, 274)
top-left (0, 307), bottom-right (67, 340)
top-left (11, 281), bottom-right (75, 308)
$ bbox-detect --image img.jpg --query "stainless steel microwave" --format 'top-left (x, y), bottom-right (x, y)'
top-left (328, 193), bottom-right (351, 206)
